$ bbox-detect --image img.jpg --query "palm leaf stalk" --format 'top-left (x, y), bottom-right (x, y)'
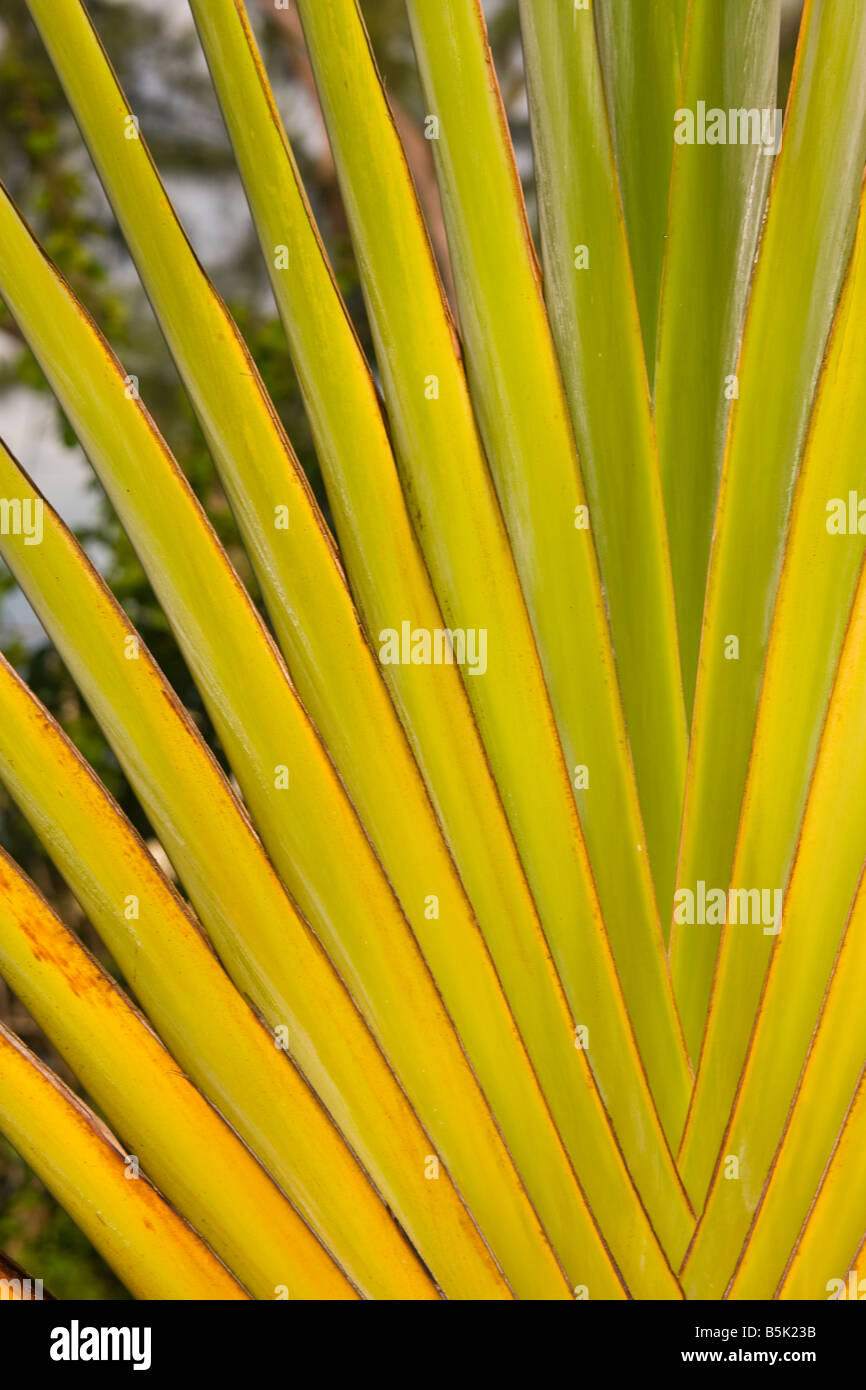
top-left (0, 0), bottom-right (862, 1299)
top-left (0, 1023), bottom-right (248, 1301)
top-left (0, 847), bottom-right (355, 1301)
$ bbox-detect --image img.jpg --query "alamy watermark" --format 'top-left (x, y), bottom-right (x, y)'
top-left (0, 1275), bottom-right (44, 1299)
top-left (674, 882), bottom-right (783, 935)
top-left (827, 1271), bottom-right (865, 1300)
top-left (674, 103), bottom-right (783, 155)
top-left (826, 492), bottom-right (866, 534)
top-left (378, 621), bottom-right (487, 676)
top-left (49, 1321), bottom-right (152, 1370)
top-left (0, 497), bottom-right (43, 545)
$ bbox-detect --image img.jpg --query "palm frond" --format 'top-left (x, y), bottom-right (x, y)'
top-left (0, 0), bottom-right (861, 1302)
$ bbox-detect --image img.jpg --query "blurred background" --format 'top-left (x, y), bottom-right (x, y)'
top-left (0, 0), bottom-right (804, 1298)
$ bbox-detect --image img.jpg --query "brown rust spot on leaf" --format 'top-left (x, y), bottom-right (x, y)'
top-left (18, 917), bottom-right (93, 999)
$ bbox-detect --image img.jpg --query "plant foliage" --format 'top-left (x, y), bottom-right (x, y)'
top-left (0, 0), bottom-right (863, 1301)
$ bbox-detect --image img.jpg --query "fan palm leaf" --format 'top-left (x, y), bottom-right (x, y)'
top-left (0, 0), bottom-right (862, 1300)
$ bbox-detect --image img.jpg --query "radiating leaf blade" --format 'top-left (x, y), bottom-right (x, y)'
top-left (0, 849), bottom-right (355, 1302)
top-left (671, 0), bottom-right (866, 1057)
top-left (0, 1024), bottom-right (248, 1301)
top-left (681, 560), bottom-right (866, 1298)
top-left (0, 655), bottom-right (445, 1301)
top-left (777, 1072), bottom-right (866, 1300)
top-left (19, 1), bottom-right (612, 1293)
top-left (297, 0), bottom-right (695, 1268)
top-left (677, 185), bottom-right (866, 1204)
top-left (728, 869), bottom-right (866, 1299)
top-left (408, 0), bottom-right (690, 1138)
top-left (655, 0), bottom-right (779, 708)
top-left (594, 0), bottom-right (686, 369)
top-left (0, 437), bottom-right (518, 1299)
top-left (188, 0), bottom-right (690, 1299)
top-left (0, 174), bottom-right (588, 1297)
top-left (482, 0), bottom-right (690, 969)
